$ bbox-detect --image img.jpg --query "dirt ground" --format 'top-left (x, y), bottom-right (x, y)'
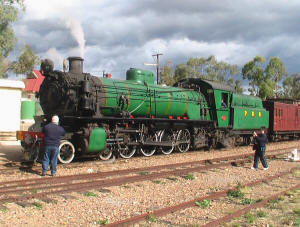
top-left (0, 141), bottom-right (23, 164)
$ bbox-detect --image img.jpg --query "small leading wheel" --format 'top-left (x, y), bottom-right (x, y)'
top-left (58, 140), bottom-right (75, 164)
top-left (176, 129), bottom-right (191, 153)
top-left (99, 149), bottom-right (113, 161)
top-left (140, 132), bottom-right (158, 157)
top-left (159, 129), bottom-right (175, 155)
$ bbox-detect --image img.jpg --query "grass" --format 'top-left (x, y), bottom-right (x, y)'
top-left (285, 191), bottom-right (294, 197)
top-left (227, 183), bottom-right (244, 199)
top-left (293, 207), bottom-right (300, 215)
top-left (244, 213), bottom-right (255, 224)
top-left (195, 199), bottom-right (211, 208)
top-left (96, 219), bottom-right (109, 225)
top-left (152, 180), bottom-right (166, 185)
top-left (184, 174), bottom-right (195, 180)
top-left (256, 210), bottom-right (267, 218)
top-left (241, 198), bottom-right (255, 205)
top-left (139, 171), bottom-right (149, 175)
top-left (230, 223), bottom-right (241, 227)
top-left (294, 218), bottom-right (300, 226)
top-left (33, 202), bottom-right (42, 209)
top-left (31, 189), bottom-right (38, 194)
top-left (292, 170), bottom-right (300, 177)
top-left (147, 214), bottom-right (157, 223)
top-left (84, 191), bottom-right (98, 197)
top-left (1, 208), bottom-right (8, 213)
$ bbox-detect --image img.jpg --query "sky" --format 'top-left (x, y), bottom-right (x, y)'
top-left (12, 0), bottom-right (300, 81)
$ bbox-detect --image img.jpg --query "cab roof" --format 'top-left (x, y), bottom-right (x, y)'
top-left (175, 78), bottom-right (235, 92)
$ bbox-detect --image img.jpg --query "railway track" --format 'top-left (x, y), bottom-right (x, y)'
top-left (105, 168), bottom-right (300, 227)
top-left (0, 147), bottom-right (295, 206)
top-left (0, 144), bottom-right (297, 175)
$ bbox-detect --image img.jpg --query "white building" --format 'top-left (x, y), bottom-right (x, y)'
top-left (0, 79), bottom-right (25, 139)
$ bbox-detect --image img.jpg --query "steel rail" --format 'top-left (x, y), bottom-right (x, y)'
top-left (0, 144), bottom-right (296, 175)
top-left (0, 151), bottom-right (296, 206)
top-left (0, 147), bottom-right (293, 189)
top-left (0, 149), bottom-right (292, 196)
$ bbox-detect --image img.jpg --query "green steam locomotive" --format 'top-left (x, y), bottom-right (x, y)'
top-left (18, 57), bottom-right (268, 163)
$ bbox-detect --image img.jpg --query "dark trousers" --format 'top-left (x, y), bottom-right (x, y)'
top-left (253, 146), bottom-right (268, 168)
top-left (42, 146), bottom-right (59, 175)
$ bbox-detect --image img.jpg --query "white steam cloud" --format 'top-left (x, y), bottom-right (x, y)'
top-left (65, 19), bottom-right (86, 58)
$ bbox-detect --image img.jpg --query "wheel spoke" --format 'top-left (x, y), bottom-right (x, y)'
top-left (140, 131), bottom-right (158, 157)
top-left (176, 129), bottom-right (191, 153)
top-left (160, 129), bottom-right (175, 155)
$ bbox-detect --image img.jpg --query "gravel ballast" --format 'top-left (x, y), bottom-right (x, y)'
top-left (0, 141), bottom-right (299, 226)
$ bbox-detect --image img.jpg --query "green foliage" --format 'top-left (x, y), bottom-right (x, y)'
top-left (1, 208), bottom-right (8, 213)
top-left (242, 55), bottom-right (288, 99)
top-left (152, 180), bottom-right (165, 185)
top-left (147, 214), bottom-right (157, 223)
top-left (295, 218), bottom-right (300, 226)
top-left (286, 191), bottom-right (295, 197)
top-left (0, 0), bottom-right (25, 78)
top-left (160, 61), bottom-right (175, 86)
top-left (184, 173), bottom-right (195, 180)
top-left (195, 199), bottom-right (211, 208)
top-left (256, 210), bottom-right (267, 217)
top-left (174, 63), bottom-right (191, 81)
top-left (293, 208), bottom-right (300, 215)
top-left (282, 73), bottom-right (300, 99)
top-left (234, 80), bottom-right (244, 94)
top-left (241, 198), bottom-right (255, 205)
top-left (265, 56), bottom-right (288, 96)
top-left (96, 219), bottom-right (109, 225)
top-left (227, 182), bottom-right (244, 198)
top-left (139, 171), bottom-right (149, 175)
top-left (31, 189), bottom-right (38, 194)
top-left (242, 55), bottom-right (266, 96)
top-left (169, 56), bottom-right (241, 92)
top-left (244, 213), bottom-right (255, 223)
top-left (33, 202), bottom-right (42, 209)
top-left (84, 191), bottom-right (98, 197)
top-left (11, 44), bottom-right (40, 76)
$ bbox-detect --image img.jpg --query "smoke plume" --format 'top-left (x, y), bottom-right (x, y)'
top-left (65, 19), bottom-right (86, 58)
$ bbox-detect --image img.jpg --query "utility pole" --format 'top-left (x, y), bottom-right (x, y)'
top-left (152, 53), bottom-right (163, 84)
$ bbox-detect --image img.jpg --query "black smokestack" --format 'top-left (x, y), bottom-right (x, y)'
top-left (68, 56), bottom-right (83, 74)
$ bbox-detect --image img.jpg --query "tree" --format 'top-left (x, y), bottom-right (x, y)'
top-left (160, 61), bottom-right (175, 86)
top-left (282, 73), bottom-right (300, 99)
top-left (174, 63), bottom-right (191, 82)
top-left (242, 56), bottom-right (266, 96)
top-left (186, 57), bottom-right (206, 78)
top-left (258, 79), bottom-right (275, 99)
top-left (265, 57), bottom-right (288, 97)
top-left (242, 56), bottom-right (288, 99)
top-left (234, 80), bottom-right (244, 94)
top-left (0, 0), bottom-right (25, 77)
top-left (11, 44), bottom-right (40, 76)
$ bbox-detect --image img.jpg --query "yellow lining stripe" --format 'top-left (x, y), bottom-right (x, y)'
top-left (125, 84), bottom-right (131, 111)
top-left (146, 90), bottom-right (152, 115)
top-left (183, 91), bottom-right (188, 115)
top-left (165, 92), bottom-right (171, 115)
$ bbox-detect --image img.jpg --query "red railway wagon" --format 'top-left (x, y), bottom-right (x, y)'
top-left (263, 99), bottom-right (300, 140)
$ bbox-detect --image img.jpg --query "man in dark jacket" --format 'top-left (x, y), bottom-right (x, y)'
top-left (42, 115), bottom-right (65, 176)
top-left (252, 127), bottom-right (268, 170)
